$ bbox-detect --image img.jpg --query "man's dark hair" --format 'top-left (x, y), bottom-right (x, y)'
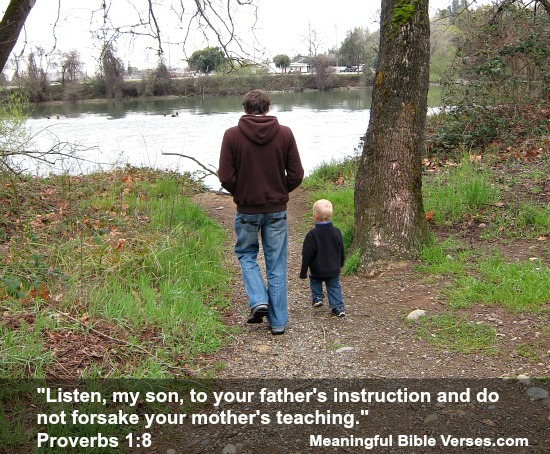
top-left (243, 89), bottom-right (271, 115)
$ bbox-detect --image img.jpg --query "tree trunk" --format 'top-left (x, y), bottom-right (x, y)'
top-left (0, 0), bottom-right (36, 73)
top-left (353, 0), bottom-right (430, 275)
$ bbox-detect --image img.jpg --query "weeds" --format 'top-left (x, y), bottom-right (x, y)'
top-left (422, 157), bottom-right (500, 225)
top-left (448, 255), bottom-right (550, 314)
top-left (302, 159), bottom-right (357, 252)
top-left (415, 314), bottom-right (497, 354)
top-left (304, 153), bottom-right (548, 358)
top-left (0, 168), bottom-right (230, 379)
top-left (484, 201), bottom-right (550, 240)
top-left (342, 249), bottom-right (361, 275)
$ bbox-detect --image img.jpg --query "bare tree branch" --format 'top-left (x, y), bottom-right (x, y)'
top-left (45, 0), bottom-right (62, 58)
top-left (2, 1), bottom-right (260, 74)
top-left (161, 151), bottom-right (218, 177)
top-left (147, 0), bottom-right (164, 58)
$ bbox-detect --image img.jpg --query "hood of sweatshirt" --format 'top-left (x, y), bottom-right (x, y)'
top-left (238, 115), bottom-right (280, 145)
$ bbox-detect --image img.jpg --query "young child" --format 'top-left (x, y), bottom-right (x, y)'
top-left (299, 199), bottom-right (346, 317)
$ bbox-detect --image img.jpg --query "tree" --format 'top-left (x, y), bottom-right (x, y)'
top-left (352, 0), bottom-right (431, 275)
top-left (0, 91), bottom-right (89, 179)
top-left (0, 92), bottom-right (30, 178)
top-left (0, 1), bottom-right (259, 74)
top-left (100, 43), bottom-right (124, 99)
top-left (151, 60), bottom-right (172, 95)
top-left (60, 50), bottom-right (83, 84)
top-left (446, 1), bottom-right (550, 105)
top-left (430, 1), bottom-right (550, 151)
top-left (188, 46), bottom-right (226, 74)
top-left (273, 54), bottom-right (291, 73)
top-left (311, 54), bottom-right (337, 91)
top-left (302, 22), bottom-right (325, 61)
top-left (339, 27), bottom-right (368, 68)
top-left (20, 47), bottom-right (49, 102)
top-left (0, 0), bottom-right (36, 74)
top-left (429, 12), bottom-right (459, 83)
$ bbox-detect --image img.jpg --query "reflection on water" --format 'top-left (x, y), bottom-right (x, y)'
top-left (25, 87), bottom-right (442, 188)
top-left (28, 89), bottom-right (384, 119)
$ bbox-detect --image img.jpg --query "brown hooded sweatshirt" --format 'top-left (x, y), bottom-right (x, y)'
top-left (218, 114), bottom-right (304, 214)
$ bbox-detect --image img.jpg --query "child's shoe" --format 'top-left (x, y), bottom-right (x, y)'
top-left (312, 298), bottom-right (323, 308)
top-left (331, 307), bottom-right (346, 317)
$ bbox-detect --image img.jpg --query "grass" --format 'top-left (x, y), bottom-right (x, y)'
top-left (305, 152), bottom-right (549, 354)
top-left (422, 156), bottom-right (501, 226)
top-left (415, 314), bottom-right (498, 354)
top-left (447, 255), bottom-right (550, 314)
top-left (0, 167), bottom-right (232, 379)
top-left (417, 237), bottom-right (474, 275)
top-left (0, 167), bottom-right (235, 451)
top-left (515, 341), bottom-right (545, 362)
top-left (302, 159), bottom-right (356, 267)
top-left (418, 239), bottom-right (549, 315)
top-left (484, 201), bottom-right (550, 240)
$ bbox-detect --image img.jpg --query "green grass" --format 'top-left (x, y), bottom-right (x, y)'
top-left (418, 236), bottom-right (549, 315)
top-left (423, 157), bottom-right (501, 225)
top-left (342, 249), bottom-right (361, 275)
top-left (416, 237), bottom-right (548, 354)
top-left (302, 158), bottom-right (357, 190)
top-left (417, 236), bottom-right (475, 275)
top-left (515, 341), bottom-right (545, 362)
top-left (302, 160), bottom-right (357, 261)
top-left (0, 169), bottom-right (231, 379)
top-left (0, 317), bottom-right (52, 377)
top-left (447, 255), bottom-right (550, 314)
top-left (483, 201), bottom-right (550, 240)
top-left (415, 314), bottom-right (498, 354)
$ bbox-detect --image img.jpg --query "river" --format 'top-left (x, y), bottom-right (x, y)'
top-left (25, 88), bottom-right (442, 188)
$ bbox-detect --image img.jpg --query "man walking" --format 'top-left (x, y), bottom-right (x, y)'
top-left (218, 89), bottom-right (304, 335)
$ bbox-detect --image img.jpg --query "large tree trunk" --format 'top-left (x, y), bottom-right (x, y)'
top-left (353, 0), bottom-right (430, 275)
top-left (0, 0), bottom-right (36, 73)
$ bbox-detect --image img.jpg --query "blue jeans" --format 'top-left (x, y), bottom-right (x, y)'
top-left (309, 275), bottom-right (344, 310)
top-left (234, 211), bottom-right (288, 330)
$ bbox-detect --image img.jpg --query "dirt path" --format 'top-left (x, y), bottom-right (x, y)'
top-left (192, 188), bottom-right (549, 379)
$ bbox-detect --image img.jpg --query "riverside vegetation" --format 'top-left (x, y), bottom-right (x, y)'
top-left (0, 101), bottom-right (548, 380)
top-left (2, 71), bottom-right (367, 104)
top-left (0, 98), bottom-right (548, 454)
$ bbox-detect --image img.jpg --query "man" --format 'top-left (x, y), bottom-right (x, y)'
top-left (218, 89), bottom-right (304, 335)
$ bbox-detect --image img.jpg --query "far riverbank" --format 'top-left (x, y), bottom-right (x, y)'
top-left (4, 72), bottom-right (368, 104)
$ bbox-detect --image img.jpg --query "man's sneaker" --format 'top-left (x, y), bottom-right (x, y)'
top-left (331, 307), bottom-right (346, 317)
top-left (270, 326), bottom-right (285, 335)
top-left (312, 299), bottom-right (323, 308)
top-left (247, 304), bottom-right (268, 323)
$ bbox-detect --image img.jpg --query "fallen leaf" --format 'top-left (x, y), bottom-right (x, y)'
top-left (425, 210), bottom-right (435, 223)
top-left (116, 238), bottom-right (127, 251)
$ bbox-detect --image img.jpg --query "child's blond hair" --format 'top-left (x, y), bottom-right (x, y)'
top-left (313, 199), bottom-right (333, 222)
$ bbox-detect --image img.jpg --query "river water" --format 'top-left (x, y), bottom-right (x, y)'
top-left (25, 88), bottom-right (442, 188)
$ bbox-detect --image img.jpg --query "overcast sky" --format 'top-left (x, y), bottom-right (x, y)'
top-left (1, 0), bottom-right (489, 74)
